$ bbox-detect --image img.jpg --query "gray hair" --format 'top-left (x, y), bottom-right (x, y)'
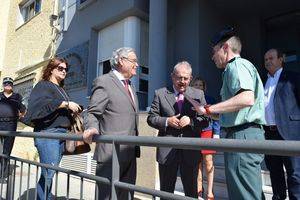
top-left (172, 61), bottom-right (192, 75)
top-left (110, 47), bottom-right (135, 68)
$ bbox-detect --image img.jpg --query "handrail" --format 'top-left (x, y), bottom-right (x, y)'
top-left (1, 131), bottom-right (300, 156)
top-left (1, 130), bottom-right (300, 199)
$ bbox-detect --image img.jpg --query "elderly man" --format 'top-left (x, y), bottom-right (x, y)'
top-left (263, 48), bottom-right (300, 200)
top-left (83, 47), bottom-right (140, 200)
top-left (0, 77), bottom-right (26, 178)
top-left (188, 28), bottom-right (266, 199)
top-left (147, 61), bottom-right (208, 199)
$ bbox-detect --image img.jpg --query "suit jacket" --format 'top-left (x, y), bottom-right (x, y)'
top-left (274, 70), bottom-right (300, 140)
top-left (86, 71), bottom-right (140, 163)
top-left (147, 86), bottom-right (209, 165)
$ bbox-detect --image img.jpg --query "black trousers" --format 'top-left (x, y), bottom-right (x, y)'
top-left (95, 159), bottom-right (136, 200)
top-left (159, 153), bottom-right (199, 200)
top-left (0, 121), bottom-right (17, 178)
top-left (264, 127), bottom-right (300, 200)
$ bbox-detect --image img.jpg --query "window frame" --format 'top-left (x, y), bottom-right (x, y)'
top-left (77, 0), bottom-right (96, 10)
top-left (18, 0), bottom-right (42, 26)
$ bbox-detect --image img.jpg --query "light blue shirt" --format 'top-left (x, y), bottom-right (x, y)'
top-left (264, 68), bottom-right (282, 125)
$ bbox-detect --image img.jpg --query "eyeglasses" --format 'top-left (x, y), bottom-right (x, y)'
top-left (122, 57), bottom-right (139, 65)
top-left (57, 65), bottom-right (69, 72)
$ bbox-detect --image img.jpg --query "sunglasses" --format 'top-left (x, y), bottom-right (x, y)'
top-left (3, 82), bottom-right (13, 86)
top-left (57, 65), bottom-right (69, 72)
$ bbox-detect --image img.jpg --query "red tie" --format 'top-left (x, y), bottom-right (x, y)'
top-left (123, 80), bottom-right (134, 103)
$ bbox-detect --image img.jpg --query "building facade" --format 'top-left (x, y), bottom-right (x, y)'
top-left (0, 0), bottom-right (11, 77)
top-left (1, 0), bottom-right (59, 106)
top-left (54, 0), bottom-right (300, 110)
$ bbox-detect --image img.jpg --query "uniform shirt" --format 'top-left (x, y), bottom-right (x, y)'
top-left (0, 92), bottom-right (25, 118)
top-left (264, 68), bottom-right (283, 125)
top-left (220, 57), bottom-right (266, 127)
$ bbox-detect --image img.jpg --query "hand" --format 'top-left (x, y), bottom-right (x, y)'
top-left (68, 101), bottom-right (82, 113)
top-left (167, 114), bottom-right (181, 129)
top-left (184, 95), bottom-right (206, 115)
top-left (179, 115), bottom-right (191, 128)
top-left (83, 128), bottom-right (99, 144)
top-left (19, 111), bottom-right (26, 119)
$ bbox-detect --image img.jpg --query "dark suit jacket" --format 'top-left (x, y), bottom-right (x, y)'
top-left (86, 71), bottom-right (140, 163)
top-left (274, 70), bottom-right (300, 140)
top-left (147, 86), bottom-right (209, 165)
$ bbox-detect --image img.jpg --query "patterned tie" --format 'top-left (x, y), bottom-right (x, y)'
top-left (177, 93), bottom-right (184, 113)
top-left (122, 80), bottom-right (134, 103)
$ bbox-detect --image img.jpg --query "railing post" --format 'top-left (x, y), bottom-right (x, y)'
top-left (86, 153), bottom-right (92, 174)
top-left (111, 141), bottom-right (120, 200)
top-left (6, 157), bottom-right (12, 200)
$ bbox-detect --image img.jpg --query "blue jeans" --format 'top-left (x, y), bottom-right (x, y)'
top-left (34, 128), bottom-right (66, 200)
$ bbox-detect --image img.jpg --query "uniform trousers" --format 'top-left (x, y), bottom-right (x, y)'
top-left (224, 125), bottom-right (265, 200)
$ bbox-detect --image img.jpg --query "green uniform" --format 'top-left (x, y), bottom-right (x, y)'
top-left (220, 57), bottom-right (266, 200)
top-left (220, 57), bottom-right (266, 127)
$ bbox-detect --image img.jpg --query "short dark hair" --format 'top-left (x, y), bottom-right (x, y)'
top-left (191, 77), bottom-right (206, 88)
top-left (273, 48), bottom-right (284, 59)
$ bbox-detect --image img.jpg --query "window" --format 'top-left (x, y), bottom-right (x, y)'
top-left (97, 60), bottom-right (111, 76)
top-left (19, 0), bottom-right (41, 24)
top-left (77, 0), bottom-right (96, 10)
top-left (137, 65), bottom-right (149, 110)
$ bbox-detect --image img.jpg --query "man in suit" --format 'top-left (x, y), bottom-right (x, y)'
top-left (83, 47), bottom-right (139, 200)
top-left (263, 48), bottom-right (300, 200)
top-left (147, 61), bottom-right (208, 199)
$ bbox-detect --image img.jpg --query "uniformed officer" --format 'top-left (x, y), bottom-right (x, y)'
top-left (187, 28), bottom-right (266, 200)
top-left (0, 77), bottom-right (26, 177)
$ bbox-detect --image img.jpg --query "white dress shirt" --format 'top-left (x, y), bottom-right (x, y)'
top-left (264, 68), bottom-right (283, 125)
top-left (112, 69), bottom-right (135, 102)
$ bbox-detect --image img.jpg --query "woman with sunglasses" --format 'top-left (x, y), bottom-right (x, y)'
top-left (23, 57), bottom-right (81, 200)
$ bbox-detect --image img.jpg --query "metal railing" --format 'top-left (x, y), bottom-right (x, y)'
top-left (1, 130), bottom-right (300, 200)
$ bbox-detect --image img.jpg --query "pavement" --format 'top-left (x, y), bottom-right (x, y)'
top-left (0, 162), bottom-right (97, 200)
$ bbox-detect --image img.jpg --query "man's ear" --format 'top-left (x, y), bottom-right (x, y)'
top-left (118, 58), bottom-right (123, 66)
top-left (279, 56), bottom-right (284, 64)
top-left (222, 42), bottom-right (229, 50)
